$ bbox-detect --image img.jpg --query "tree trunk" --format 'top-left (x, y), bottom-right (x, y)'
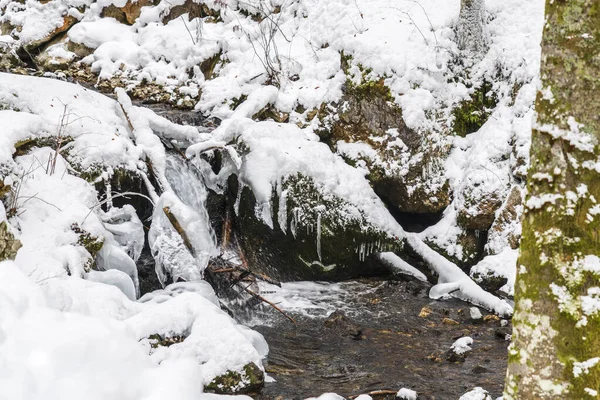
top-left (505, 0), bottom-right (600, 398)
top-left (457, 0), bottom-right (488, 57)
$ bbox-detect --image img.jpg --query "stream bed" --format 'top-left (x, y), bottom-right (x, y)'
top-left (226, 278), bottom-right (511, 400)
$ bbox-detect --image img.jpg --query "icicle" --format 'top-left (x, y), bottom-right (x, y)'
top-left (290, 208), bottom-right (298, 239)
top-left (278, 188), bottom-right (288, 233)
top-left (316, 212), bottom-right (322, 262)
top-left (105, 180), bottom-right (113, 209)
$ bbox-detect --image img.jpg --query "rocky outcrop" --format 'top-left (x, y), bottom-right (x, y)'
top-left (221, 174), bottom-right (400, 282)
top-left (318, 64), bottom-right (452, 215)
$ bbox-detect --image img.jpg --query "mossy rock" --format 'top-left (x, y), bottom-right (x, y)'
top-left (71, 223), bottom-right (104, 272)
top-left (317, 54), bottom-right (452, 214)
top-left (222, 173), bottom-right (401, 282)
top-left (13, 135), bottom-right (74, 158)
top-left (147, 333), bottom-right (186, 349)
top-left (452, 80), bottom-right (497, 137)
top-left (205, 362), bottom-right (264, 395)
top-left (0, 220), bottom-right (21, 261)
top-left (486, 185), bottom-right (523, 254)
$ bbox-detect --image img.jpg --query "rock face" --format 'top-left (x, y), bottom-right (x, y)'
top-left (223, 174), bottom-right (400, 282)
top-left (0, 220), bottom-right (21, 261)
top-left (319, 76), bottom-right (452, 215)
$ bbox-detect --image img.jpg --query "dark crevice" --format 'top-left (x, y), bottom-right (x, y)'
top-left (388, 207), bottom-right (445, 233)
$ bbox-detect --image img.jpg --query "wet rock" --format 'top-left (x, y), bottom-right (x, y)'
top-left (447, 336), bottom-right (473, 362)
top-left (324, 310), bottom-right (363, 338)
top-left (494, 327), bottom-right (511, 341)
top-left (205, 362), bottom-right (264, 395)
top-left (471, 365), bottom-right (491, 374)
top-left (442, 318), bottom-right (460, 325)
top-left (0, 220), bottom-right (21, 261)
top-left (317, 62), bottom-right (451, 215)
top-left (469, 307), bottom-right (483, 324)
top-left (224, 174), bottom-right (399, 281)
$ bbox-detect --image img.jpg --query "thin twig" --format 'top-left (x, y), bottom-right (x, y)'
top-left (244, 287), bottom-right (296, 324)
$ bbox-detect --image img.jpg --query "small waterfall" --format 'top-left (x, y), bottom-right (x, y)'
top-left (164, 153), bottom-right (218, 254)
top-left (148, 153), bottom-right (219, 285)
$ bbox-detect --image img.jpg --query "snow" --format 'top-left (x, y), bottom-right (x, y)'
top-left (397, 388), bottom-right (418, 400)
top-left (470, 307), bottom-right (483, 320)
top-left (377, 252), bottom-right (428, 282)
top-left (306, 394), bottom-right (345, 400)
top-left (459, 387), bottom-right (492, 400)
top-left (573, 357), bottom-right (600, 378)
top-left (451, 336), bottom-right (474, 355)
top-left (407, 233), bottom-right (513, 316)
top-left (0, 261), bottom-right (258, 400)
top-left (470, 248), bottom-right (518, 296)
top-left (0, 74), bottom-right (266, 399)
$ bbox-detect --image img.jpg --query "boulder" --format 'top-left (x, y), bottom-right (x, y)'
top-left (226, 174), bottom-right (400, 281)
top-left (318, 73), bottom-right (451, 215)
top-left (205, 362), bottom-right (264, 395)
top-left (455, 175), bottom-right (505, 231)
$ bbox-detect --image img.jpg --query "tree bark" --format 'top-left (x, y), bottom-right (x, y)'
top-left (457, 0), bottom-right (488, 58)
top-left (505, 0), bottom-right (600, 398)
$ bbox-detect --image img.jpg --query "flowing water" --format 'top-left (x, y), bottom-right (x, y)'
top-left (221, 279), bottom-right (511, 400)
top-left (149, 118), bottom-right (511, 400)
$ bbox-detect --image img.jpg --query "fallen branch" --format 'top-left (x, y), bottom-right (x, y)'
top-left (162, 206), bottom-right (194, 254)
top-left (349, 390), bottom-right (398, 399)
top-left (244, 287), bottom-right (296, 325)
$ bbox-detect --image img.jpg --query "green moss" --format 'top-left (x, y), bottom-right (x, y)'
top-left (228, 173), bottom-right (400, 282)
top-left (13, 135), bottom-right (74, 157)
top-left (71, 223), bottom-right (104, 272)
top-left (452, 80), bottom-right (497, 137)
top-left (200, 51), bottom-right (222, 80)
top-left (205, 362), bottom-right (264, 394)
top-left (229, 94), bottom-right (248, 110)
top-left (147, 333), bottom-right (186, 349)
